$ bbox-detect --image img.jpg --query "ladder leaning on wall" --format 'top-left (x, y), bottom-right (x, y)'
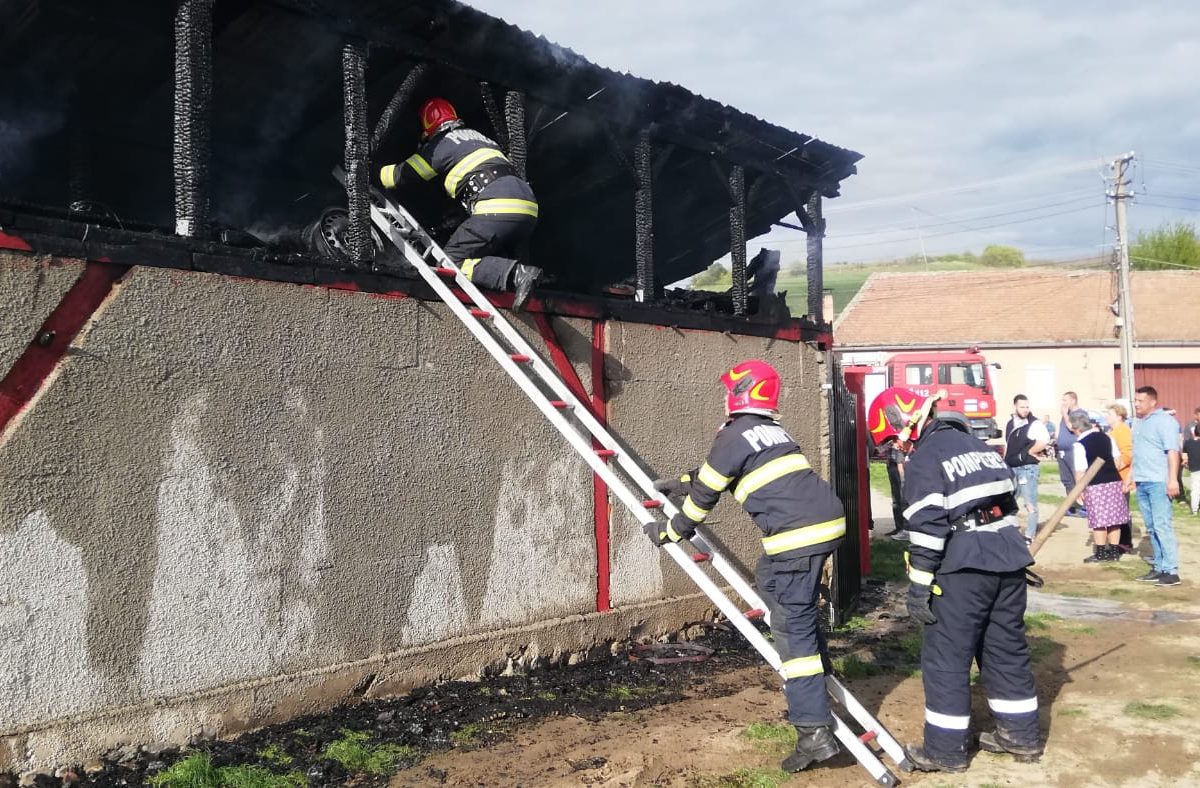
top-left (338, 169), bottom-right (912, 785)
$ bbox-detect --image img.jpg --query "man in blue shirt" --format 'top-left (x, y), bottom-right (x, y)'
top-left (1127, 386), bottom-right (1182, 586)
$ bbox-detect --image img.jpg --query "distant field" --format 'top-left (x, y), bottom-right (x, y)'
top-left (695, 257), bottom-right (990, 316)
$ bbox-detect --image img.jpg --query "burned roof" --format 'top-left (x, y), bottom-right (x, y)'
top-left (0, 0), bottom-right (860, 292)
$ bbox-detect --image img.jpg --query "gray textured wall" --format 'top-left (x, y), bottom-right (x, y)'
top-left (0, 252), bottom-right (829, 771)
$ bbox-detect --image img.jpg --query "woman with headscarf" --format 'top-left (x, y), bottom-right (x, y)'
top-left (1072, 410), bottom-right (1129, 562)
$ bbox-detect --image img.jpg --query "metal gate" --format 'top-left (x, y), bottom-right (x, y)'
top-left (828, 355), bottom-right (864, 624)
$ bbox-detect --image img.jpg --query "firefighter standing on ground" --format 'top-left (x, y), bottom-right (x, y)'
top-left (646, 360), bottom-right (847, 774)
top-left (379, 98), bottom-right (542, 309)
top-left (868, 387), bottom-right (1042, 772)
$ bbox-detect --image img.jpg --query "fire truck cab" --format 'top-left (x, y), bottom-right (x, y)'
top-left (886, 350), bottom-right (1001, 440)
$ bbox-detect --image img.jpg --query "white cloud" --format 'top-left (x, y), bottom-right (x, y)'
top-left (466, 1), bottom-right (1200, 262)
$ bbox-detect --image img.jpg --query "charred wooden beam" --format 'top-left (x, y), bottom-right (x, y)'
top-left (342, 40), bottom-right (371, 266)
top-left (173, 0), bottom-right (213, 238)
top-left (505, 90), bottom-right (527, 179)
top-left (729, 164), bottom-right (747, 316)
top-left (803, 193), bottom-right (825, 323)
top-left (634, 129), bottom-right (655, 301)
top-left (372, 62), bottom-right (427, 153)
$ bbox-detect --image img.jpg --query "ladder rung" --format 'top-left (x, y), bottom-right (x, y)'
top-left (744, 608), bottom-right (765, 620)
top-left (691, 552), bottom-right (712, 563)
top-left (510, 354), bottom-right (532, 363)
top-left (595, 449), bottom-right (617, 458)
top-left (858, 731), bottom-right (878, 744)
top-left (549, 400), bottom-right (572, 409)
top-left (469, 308), bottom-right (492, 319)
top-left (642, 500), bottom-right (662, 508)
top-left (434, 266), bottom-right (457, 276)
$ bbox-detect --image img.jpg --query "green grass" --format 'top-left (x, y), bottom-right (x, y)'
top-left (1124, 701), bottom-right (1181, 720)
top-left (833, 653), bottom-right (879, 679)
top-left (255, 745), bottom-right (292, 768)
top-left (867, 538), bottom-right (907, 582)
top-left (322, 729), bottom-right (419, 775)
top-left (602, 684), bottom-right (660, 701)
top-left (1187, 656), bottom-right (1200, 667)
top-left (1058, 706), bottom-right (1086, 718)
top-left (695, 767), bottom-right (793, 788)
top-left (533, 689), bottom-right (557, 701)
top-left (147, 754), bottom-right (305, 788)
top-left (1108, 588), bottom-right (1133, 597)
top-left (834, 615), bottom-right (872, 633)
top-left (741, 722), bottom-right (797, 748)
top-left (1028, 636), bottom-right (1056, 662)
top-left (1066, 624), bottom-right (1097, 635)
top-left (450, 723), bottom-right (483, 746)
top-left (1024, 613), bottom-right (1062, 631)
top-left (899, 632), bottom-right (923, 661)
top-left (868, 461), bottom-right (891, 495)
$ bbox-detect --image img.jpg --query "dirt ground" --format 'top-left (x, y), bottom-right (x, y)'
top-left (385, 492), bottom-right (1200, 788)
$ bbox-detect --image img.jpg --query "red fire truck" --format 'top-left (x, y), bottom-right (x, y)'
top-left (845, 348), bottom-right (1002, 442)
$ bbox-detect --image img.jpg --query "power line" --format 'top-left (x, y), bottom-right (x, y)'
top-left (824, 158), bottom-right (1105, 213)
top-left (1130, 255), bottom-right (1199, 270)
top-left (822, 203), bottom-right (1105, 251)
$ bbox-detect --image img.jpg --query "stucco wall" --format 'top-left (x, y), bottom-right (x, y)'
top-left (0, 253), bottom-right (829, 772)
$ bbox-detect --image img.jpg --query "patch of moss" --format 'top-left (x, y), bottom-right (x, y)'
top-left (322, 729), bottom-right (419, 776)
top-left (1058, 706), bottom-right (1086, 717)
top-left (1124, 701), bottom-right (1180, 720)
top-left (602, 684), bottom-right (659, 701)
top-left (533, 689), bottom-right (557, 701)
top-left (450, 723), bottom-right (483, 746)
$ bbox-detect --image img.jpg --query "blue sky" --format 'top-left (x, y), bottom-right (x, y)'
top-left (467, 1), bottom-right (1200, 265)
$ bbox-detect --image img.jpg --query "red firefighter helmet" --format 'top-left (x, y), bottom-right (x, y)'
top-left (867, 386), bottom-right (942, 445)
top-left (722, 360), bottom-right (781, 415)
top-left (419, 97), bottom-right (459, 138)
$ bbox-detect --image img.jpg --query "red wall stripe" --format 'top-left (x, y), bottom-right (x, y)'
top-left (591, 320), bottom-right (611, 613)
top-left (0, 262), bottom-right (129, 436)
top-left (532, 314), bottom-right (612, 613)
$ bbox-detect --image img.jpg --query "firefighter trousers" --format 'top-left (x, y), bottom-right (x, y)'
top-left (756, 552), bottom-right (834, 728)
top-left (922, 568), bottom-right (1039, 764)
top-left (443, 212), bottom-right (537, 291)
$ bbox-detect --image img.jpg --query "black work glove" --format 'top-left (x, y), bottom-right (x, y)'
top-left (905, 583), bottom-right (937, 625)
top-left (652, 469), bottom-right (696, 498)
top-left (643, 514), bottom-right (696, 547)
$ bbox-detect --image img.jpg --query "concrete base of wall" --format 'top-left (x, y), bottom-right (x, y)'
top-left (1, 594), bottom-right (723, 773)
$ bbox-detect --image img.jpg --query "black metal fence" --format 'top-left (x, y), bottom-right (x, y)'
top-left (827, 355), bottom-right (864, 624)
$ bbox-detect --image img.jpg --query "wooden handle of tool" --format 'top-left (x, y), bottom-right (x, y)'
top-left (1028, 457), bottom-right (1106, 557)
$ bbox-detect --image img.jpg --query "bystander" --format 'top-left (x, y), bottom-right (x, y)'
top-left (1005, 394), bottom-right (1050, 542)
top-left (1128, 386), bottom-right (1182, 586)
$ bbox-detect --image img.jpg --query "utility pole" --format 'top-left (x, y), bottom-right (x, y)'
top-left (1110, 152), bottom-right (1136, 403)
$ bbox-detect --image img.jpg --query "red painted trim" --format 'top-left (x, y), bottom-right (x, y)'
top-left (591, 320), bottom-right (611, 613)
top-left (532, 313), bottom-right (611, 612)
top-left (0, 231), bottom-right (33, 252)
top-left (0, 262), bottom-right (129, 435)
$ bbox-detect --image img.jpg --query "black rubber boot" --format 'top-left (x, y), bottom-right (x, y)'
top-left (1103, 544), bottom-right (1121, 562)
top-left (978, 730), bottom-right (1042, 762)
top-left (511, 264), bottom-right (541, 311)
top-left (903, 744), bottom-right (968, 773)
top-left (1083, 544), bottom-right (1103, 563)
top-left (781, 725), bottom-right (839, 772)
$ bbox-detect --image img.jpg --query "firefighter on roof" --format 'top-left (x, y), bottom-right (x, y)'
top-left (379, 98), bottom-right (542, 309)
top-left (867, 386), bottom-right (1042, 772)
top-left (647, 360), bottom-right (846, 774)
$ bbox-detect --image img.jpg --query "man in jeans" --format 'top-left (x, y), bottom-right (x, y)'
top-left (1127, 386), bottom-right (1182, 586)
top-left (1057, 392), bottom-right (1087, 515)
top-left (1005, 395), bottom-right (1050, 543)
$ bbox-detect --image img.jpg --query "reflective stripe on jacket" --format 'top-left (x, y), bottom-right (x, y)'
top-left (682, 413), bottom-right (845, 563)
top-left (399, 124), bottom-right (538, 216)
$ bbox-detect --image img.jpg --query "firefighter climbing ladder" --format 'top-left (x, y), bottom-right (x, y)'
top-left (346, 171), bottom-right (911, 785)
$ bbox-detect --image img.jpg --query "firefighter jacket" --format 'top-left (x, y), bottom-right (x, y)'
top-left (673, 413), bottom-right (846, 564)
top-left (381, 123), bottom-right (538, 219)
top-left (901, 419), bottom-right (1032, 588)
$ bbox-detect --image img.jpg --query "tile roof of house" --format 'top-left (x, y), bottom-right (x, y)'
top-left (834, 268), bottom-right (1200, 347)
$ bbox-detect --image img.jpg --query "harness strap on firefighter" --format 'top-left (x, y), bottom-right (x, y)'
top-left (733, 453), bottom-right (811, 503)
top-left (761, 516), bottom-right (846, 555)
top-left (445, 147), bottom-right (508, 197)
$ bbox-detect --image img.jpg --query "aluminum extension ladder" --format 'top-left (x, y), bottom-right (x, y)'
top-left (344, 171), bottom-right (911, 785)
